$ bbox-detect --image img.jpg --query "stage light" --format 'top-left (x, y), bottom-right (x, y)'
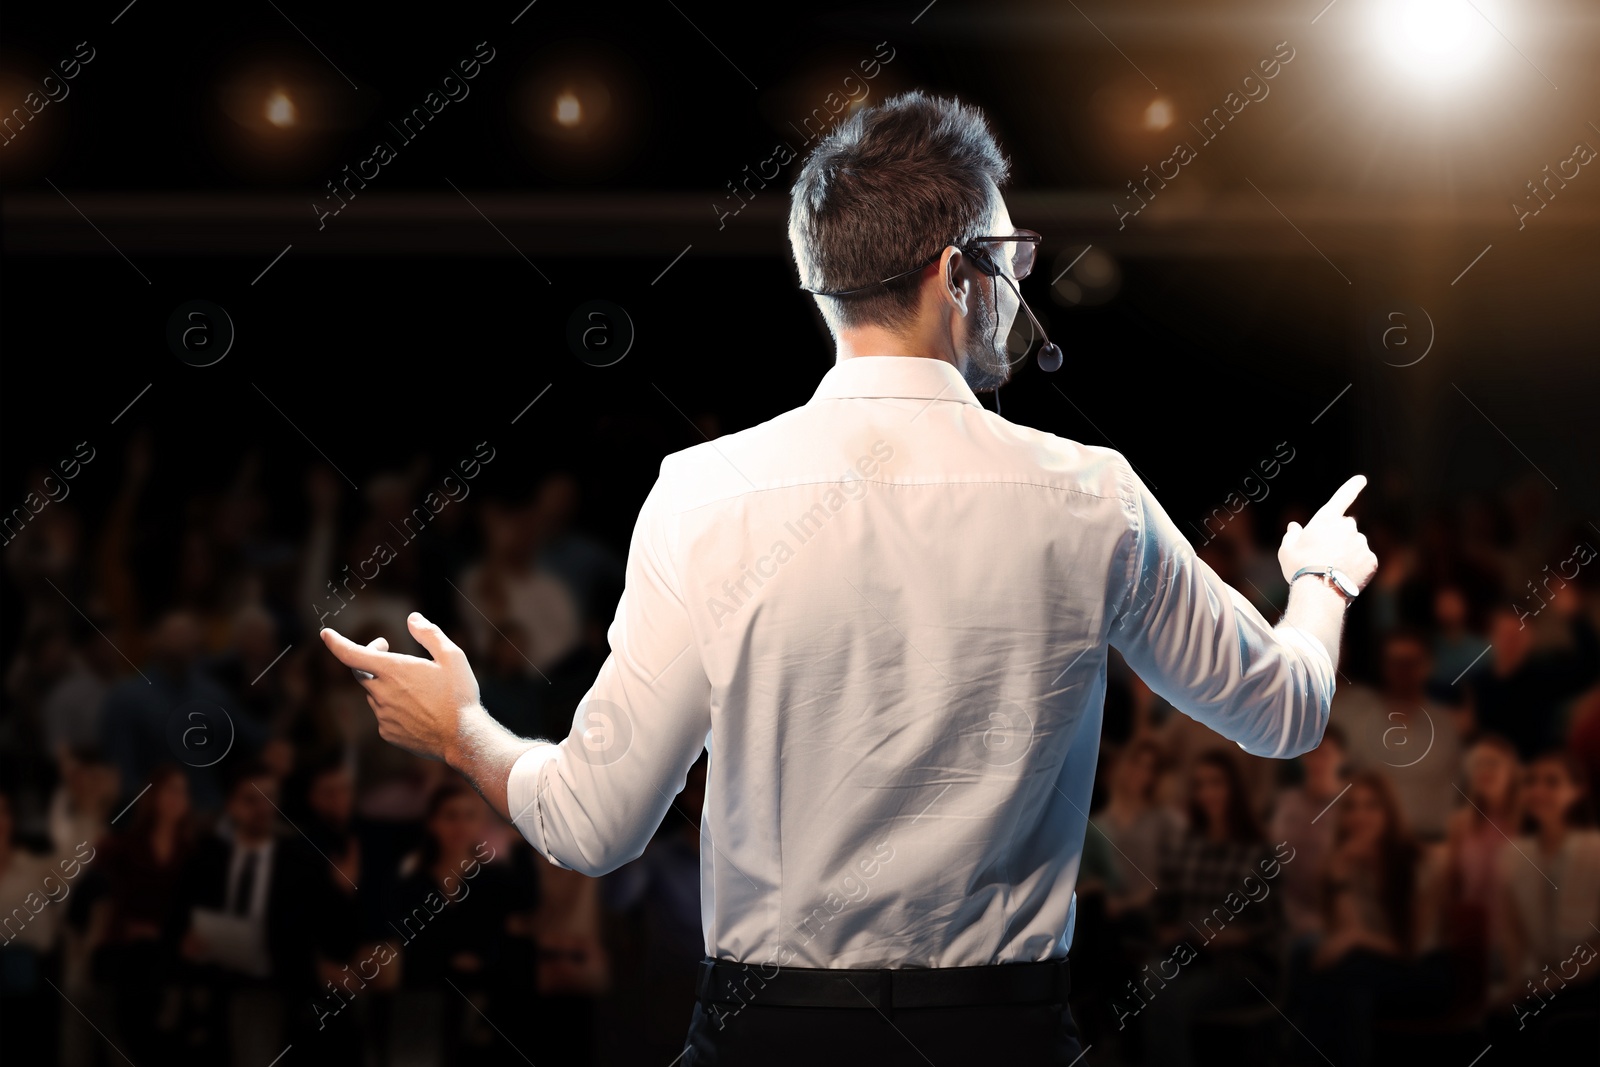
top-left (513, 42), bottom-right (644, 180)
top-left (214, 55), bottom-right (365, 179)
top-left (1142, 96), bottom-right (1174, 132)
top-left (265, 88), bottom-right (297, 128)
top-left (1374, 0), bottom-right (1496, 84)
top-left (0, 63), bottom-right (63, 180)
top-left (554, 91), bottom-right (581, 127)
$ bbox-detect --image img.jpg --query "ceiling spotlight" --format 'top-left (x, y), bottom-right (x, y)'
top-left (264, 88), bottom-right (297, 128)
top-left (554, 91), bottom-right (581, 127)
top-left (1375, 0), bottom-right (1497, 84)
top-left (1142, 96), bottom-right (1174, 132)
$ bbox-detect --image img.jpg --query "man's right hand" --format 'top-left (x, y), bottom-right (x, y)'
top-left (1277, 474), bottom-right (1379, 594)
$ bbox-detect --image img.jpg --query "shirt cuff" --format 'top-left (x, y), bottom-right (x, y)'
top-left (506, 742), bottom-right (569, 869)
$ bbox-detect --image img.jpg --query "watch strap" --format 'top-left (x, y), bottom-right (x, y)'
top-left (1291, 565), bottom-right (1358, 599)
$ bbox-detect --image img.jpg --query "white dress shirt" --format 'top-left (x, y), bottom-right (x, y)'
top-left (507, 355), bottom-right (1336, 968)
top-left (225, 838), bottom-right (274, 923)
top-left (219, 837), bottom-right (274, 977)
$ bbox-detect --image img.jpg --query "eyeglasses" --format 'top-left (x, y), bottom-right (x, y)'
top-left (800, 229), bottom-right (1043, 297)
top-left (963, 230), bottom-right (1042, 282)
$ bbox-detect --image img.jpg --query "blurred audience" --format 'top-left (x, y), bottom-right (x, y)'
top-left (1436, 734), bottom-right (1522, 1002)
top-left (1268, 724), bottom-right (1349, 936)
top-left (166, 761), bottom-right (333, 1064)
top-left (1473, 591), bottom-right (1599, 760)
top-left (1140, 750), bottom-right (1282, 1067)
top-left (87, 764), bottom-right (194, 1061)
top-left (1489, 750), bottom-right (1600, 1053)
top-left (2, 445), bottom-right (1597, 1065)
top-left (1334, 627), bottom-right (1463, 839)
top-left (1290, 771), bottom-right (1448, 1067)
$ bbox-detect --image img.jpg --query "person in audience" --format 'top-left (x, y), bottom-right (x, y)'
top-left (206, 604), bottom-right (296, 732)
top-left (1095, 737), bottom-right (1183, 920)
top-left (46, 745), bottom-right (119, 857)
top-left (386, 783), bottom-right (527, 1061)
top-left (527, 471), bottom-right (625, 633)
top-left (1269, 723), bottom-right (1349, 936)
top-left (1334, 627), bottom-right (1462, 839)
top-left (533, 853), bottom-right (612, 1067)
top-left (1437, 734), bottom-right (1521, 998)
top-left (1428, 584), bottom-right (1487, 707)
top-left (1569, 675), bottom-right (1600, 789)
top-left (1470, 593), bottom-right (1600, 761)
top-left (89, 764), bottom-right (194, 1061)
top-left (1140, 751), bottom-right (1282, 1067)
top-left (13, 623), bottom-right (109, 760)
top-left (291, 755), bottom-right (363, 896)
top-left (0, 787), bottom-right (69, 1063)
top-left (300, 466), bottom-right (425, 660)
top-left (1153, 710), bottom-right (1278, 827)
top-left (1294, 770), bottom-right (1447, 1067)
top-left (1074, 737), bottom-right (1181, 1053)
top-left (1491, 751), bottom-right (1600, 1051)
top-left (602, 754), bottom-right (707, 1064)
top-left (457, 499), bottom-right (581, 674)
top-left (167, 761), bottom-right (331, 1065)
top-left (476, 618), bottom-right (545, 740)
top-left (100, 610), bottom-right (257, 815)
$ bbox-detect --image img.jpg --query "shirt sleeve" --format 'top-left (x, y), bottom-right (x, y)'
top-left (505, 460), bottom-right (712, 876)
top-left (1105, 453), bottom-right (1336, 759)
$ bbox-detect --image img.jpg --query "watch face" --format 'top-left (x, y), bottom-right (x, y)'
top-left (1331, 570), bottom-right (1358, 597)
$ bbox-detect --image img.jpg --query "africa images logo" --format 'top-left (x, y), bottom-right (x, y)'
top-left (166, 701), bottom-right (235, 768)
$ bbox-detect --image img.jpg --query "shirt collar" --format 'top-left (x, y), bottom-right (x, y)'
top-left (808, 356), bottom-right (982, 409)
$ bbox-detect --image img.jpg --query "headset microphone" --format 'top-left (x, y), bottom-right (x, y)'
top-left (993, 271), bottom-right (1063, 372)
top-left (1036, 339), bottom-right (1063, 373)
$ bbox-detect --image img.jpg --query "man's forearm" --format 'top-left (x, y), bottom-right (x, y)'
top-left (444, 706), bottom-right (546, 823)
top-left (1279, 576), bottom-right (1350, 672)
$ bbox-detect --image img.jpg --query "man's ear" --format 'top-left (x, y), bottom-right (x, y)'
top-left (941, 248), bottom-right (971, 315)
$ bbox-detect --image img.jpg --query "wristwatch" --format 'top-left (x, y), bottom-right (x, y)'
top-left (1291, 565), bottom-right (1359, 600)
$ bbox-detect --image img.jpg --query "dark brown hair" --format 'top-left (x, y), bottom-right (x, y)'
top-left (1524, 749), bottom-right (1595, 829)
top-left (127, 763), bottom-right (194, 847)
top-left (418, 781), bottom-right (478, 870)
top-left (1116, 737), bottom-right (1169, 805)
top-left (1187, 750), bottom-right (1262, 843)
top-left (1334, 770), bottom-right (1420, 953)
top-left (1464, 732), bottom-right (1522, 826)
top-left (789, 90), bottom-right (1011, 336)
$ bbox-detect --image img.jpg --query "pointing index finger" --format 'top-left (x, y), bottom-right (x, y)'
top-left (1316, 474), bottom-right (1367, 520)
top-left (321, 627), bottom-right (395, 675)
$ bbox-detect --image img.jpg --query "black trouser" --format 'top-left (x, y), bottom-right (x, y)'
top-left (680, 956), bottom-right (1085, 1066)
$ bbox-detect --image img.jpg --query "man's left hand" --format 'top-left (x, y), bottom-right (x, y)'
top-left (320, 613), bottom-right (483, 764)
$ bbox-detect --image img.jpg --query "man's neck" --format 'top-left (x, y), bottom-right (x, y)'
top-left (835, 323), bottom-right (955, 369)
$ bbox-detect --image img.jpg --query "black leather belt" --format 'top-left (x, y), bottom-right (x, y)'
top-left (695, 956), bottom-right (1070, 1013)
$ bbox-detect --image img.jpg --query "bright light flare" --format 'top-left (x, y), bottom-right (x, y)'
top-left (1374, 0), bottom-right (1497, 84)
top-left (264, 89), bottom-right (297, 127)
top-left (554, 91), bottom-right (581, 127)
top-left (1142, 97), bottom-right (1174, 132)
